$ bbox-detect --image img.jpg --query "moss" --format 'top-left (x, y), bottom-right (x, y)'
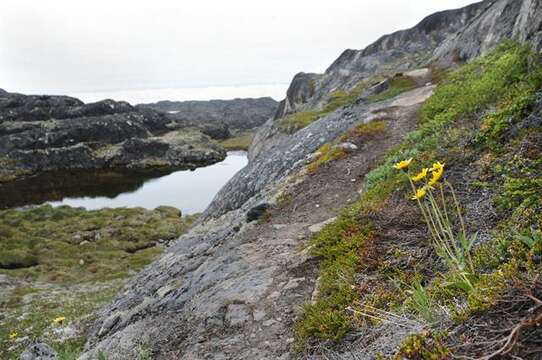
top-left (340, 120), bottom-right (387, 142)
top-left (383, 331), bottom-right (451, 360)
top-left (0, 204), bottom-right (198, 359)
top-left (0, 205), bottom-right (196, 283)
top-left (307, 143), bottom-right (347, 174)
top-left (1, 283), bottom-right (122, 359)
top-left (366, 75), bottom-right (417, 103)
top-left (295, 42), bottom-right (542, 352)
top-left (0, 249), bottom-right (39, 269)
top-left (219, 132), bottom-right (255, 151)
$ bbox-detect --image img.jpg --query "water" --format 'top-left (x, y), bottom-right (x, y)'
top-left (0, 152), bottom-right (247, 214)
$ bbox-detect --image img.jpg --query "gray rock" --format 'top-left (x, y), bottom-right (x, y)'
top-left (0, 92), bottom-right (226, 183)
top-left (337, 142), bottom-right (358, 153)
top-left (137, 97), bottom-right (278, 135)
top-left (308, 217), bottom-right (337, 233)
top-left (20, 342), bottom-right (57, 360)
top-left (225, 304), bottom-right (252, 327)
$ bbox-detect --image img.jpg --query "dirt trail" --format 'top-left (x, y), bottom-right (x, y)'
top-left (79, 86), bottom-right (433, 360)
top-left (188, 86), bottom-right (434, 359)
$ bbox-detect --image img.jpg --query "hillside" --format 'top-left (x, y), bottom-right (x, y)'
top-left (5, 0), bottom-right (542, 359)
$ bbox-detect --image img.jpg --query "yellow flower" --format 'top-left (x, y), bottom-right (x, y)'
top-left (411, 168), bottom-right (429, 182)
top-left (393, 158), bottom-right (413, 170)
top-left (53, 316), bottom-right (66, 325)
top-left (428, 167), bottom-right (444, 186)
top-left (411, 187), bottom-right (427, 200)
top-left (9, 332), bottom-right (17, 340)
top-left (430, 161), bottom-right (445, 172)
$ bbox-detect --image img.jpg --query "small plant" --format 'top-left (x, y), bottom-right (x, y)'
top-left (394, 159), bottom-right (475, 290)
top-left (409, 281), bottom-right (435, 324)
top-left (516, 228), bottom-right (542, 249)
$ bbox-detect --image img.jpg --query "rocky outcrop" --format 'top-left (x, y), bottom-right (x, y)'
top-left (433, 0), bottom-right (542, 64)
top-left (0, 91), bottom-right (226, 182)
top-left (80, 1), bottom-right (542, 359)
top-left (138, 97), bottom-right (278, 137)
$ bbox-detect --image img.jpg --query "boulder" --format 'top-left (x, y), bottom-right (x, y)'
top-left (19, 342), bottom-right (57, 360)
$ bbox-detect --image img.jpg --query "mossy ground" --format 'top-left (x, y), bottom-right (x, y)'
top-left (0, 204), bottom-right (196, 359)
top-left (219, 132), bottom-right (255, 151)
top-left (307, 120), bottom-right (388, 174)
top-left (296, 42), bottom-right (542, 358)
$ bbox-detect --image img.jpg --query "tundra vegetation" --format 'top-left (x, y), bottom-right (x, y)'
top-left (0, 205), bottom-right (196, 359)
top-left (296, 42), bottom-right (542, 358)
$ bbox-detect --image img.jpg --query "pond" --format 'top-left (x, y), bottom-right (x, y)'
top-left (0, 151), bottom-right (247, 214)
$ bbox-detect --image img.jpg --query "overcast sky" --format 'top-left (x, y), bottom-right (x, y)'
top-left (0, 0), bottom-right (476, 101)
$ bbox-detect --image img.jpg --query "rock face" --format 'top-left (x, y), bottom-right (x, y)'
top-left (0, 91), bottom-right (226, 182)
top-left (81, 1), bottom-right (542, 359)
top-left (138, 97), bottom-right (278, 137)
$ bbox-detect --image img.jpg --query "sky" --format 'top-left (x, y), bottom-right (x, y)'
top-left (0, 0), bottom-right (477, 103)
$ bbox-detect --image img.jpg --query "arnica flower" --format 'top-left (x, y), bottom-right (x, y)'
top-left (430, 161), bottom-right (445, 172)
top-left (393, 158), bottom-right (413, 170)
top-left (411, 187), bottom-right (427, 200)
top-left (9, 332), bottom-right (17, 340)
top-left (428, 166), bottom-right (444, 186)
top-left (53, 316), bottom-right (66, 325)
top-left (411, 168), bottom-right (429, 182)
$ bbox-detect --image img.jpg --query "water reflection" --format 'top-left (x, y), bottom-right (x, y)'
top-left (0, 152), bottom-right (247, 214)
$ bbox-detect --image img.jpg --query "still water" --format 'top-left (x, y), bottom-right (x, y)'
top-left (0, 152), bottom-right (247, 214)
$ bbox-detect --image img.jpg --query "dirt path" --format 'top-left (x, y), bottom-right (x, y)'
top-left (79, 86), bottom-right (433, 360)
top-left (178, 86), bottom-right (433, 359)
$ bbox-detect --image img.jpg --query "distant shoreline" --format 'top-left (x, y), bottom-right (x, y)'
top-left (68, 83), bottom-right (288, 105)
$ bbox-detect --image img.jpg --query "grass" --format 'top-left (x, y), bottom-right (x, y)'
top-left (307, 120), bottom-right (388, 174)
top-left (219, 132), bottom-right (255, 151)
top-left (294, 41), bottom-right (542, 354)
top-left (307, 143), bottom-right (347, 174)
top-left (0, 204), bottom-right (197, 359)
top-left (1, 282), bottom-right (122, 359)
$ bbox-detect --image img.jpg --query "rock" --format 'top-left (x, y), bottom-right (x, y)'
top-left (337, 142), bottom-right (358, 153)
top-left (20, 342), bottom-right (57, 360)
top-left (138, 97), bottom-right (278, 135)
top-left (308, 217), bottom-right (337, 233)
top-left (253, 309), bottom-right (266, 322)
top-left (283, 277), bottom-right (306, 290)
top-left (246, 203), bottom-right (270, 222)
top-left (0, 92), bottom-right (226, 183)
top-left (262, 319), bottom-right (277, 327)
top-left (98, 313), bottom-right (121, 337)
top-left (225, 304), bottom-right (252, 327)
top-left (79, 2), bottom-right (542, 359)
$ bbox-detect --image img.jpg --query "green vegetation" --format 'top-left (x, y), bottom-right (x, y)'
top-left (307, 143), bottom-right (347, 174)
top-left (279, 80), bottom-right (377, 133)
top-left (219, 132), bottom-right (255, 151)
top-left (295, 42), bottom-right (542, 355)
top-left (307, 120), bottom-right (388, 174)
top-left (0, 205), bottom-right (195, 282)
top-left (0, 204), bottom-right (196, 359)
top-left (367, 75), bottom-right (417, 103)
top-left (340, 119), bottom-right (387, 142)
